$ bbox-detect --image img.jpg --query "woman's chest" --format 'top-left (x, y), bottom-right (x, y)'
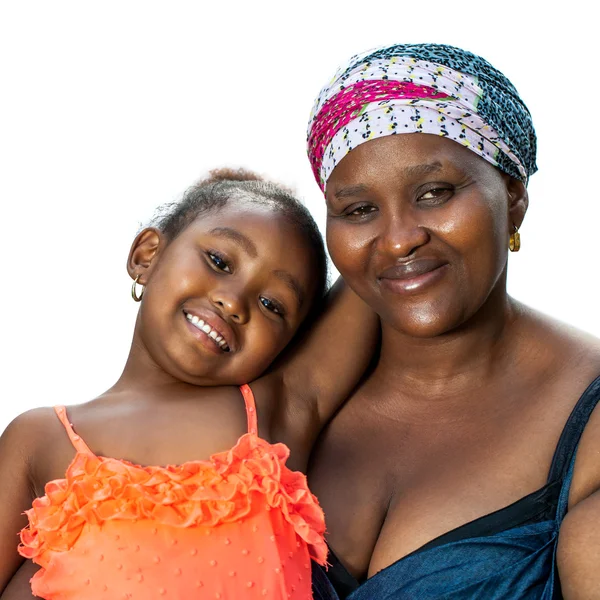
top-left (308, 387), bottom-right (576, 580)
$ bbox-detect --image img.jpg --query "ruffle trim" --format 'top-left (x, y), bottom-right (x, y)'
top-left (19, 434), bottom-right (327, 565)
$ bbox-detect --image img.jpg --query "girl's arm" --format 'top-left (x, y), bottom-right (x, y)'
top-left (255, 278), bottom-right (378, 447)
top-left (0, 410), bottom-right (48, 594)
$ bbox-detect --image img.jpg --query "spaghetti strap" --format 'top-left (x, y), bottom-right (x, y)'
top-left (53, 406), bottom-right (94, 455)
top-left (239, 385), bottom-right (258, 435)
top-left (546, 373), bottom-right (600, 484)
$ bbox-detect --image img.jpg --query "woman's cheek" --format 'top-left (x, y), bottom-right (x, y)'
top-left (327, 221), bottom-right (369, 275)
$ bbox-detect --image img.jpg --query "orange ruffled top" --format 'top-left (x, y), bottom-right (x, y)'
top-left (19, 385), bottom-right (327, 599)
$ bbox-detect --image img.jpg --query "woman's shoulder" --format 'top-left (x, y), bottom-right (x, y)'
top-left (516, 306), bottom-right (600, 507)
top-left (515, 302), bottom-right (600, 369)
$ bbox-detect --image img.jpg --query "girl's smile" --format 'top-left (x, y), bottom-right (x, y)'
top-left (183, 309), bottom-right (233, 353)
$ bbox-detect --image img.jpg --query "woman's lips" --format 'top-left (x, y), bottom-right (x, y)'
top-left (378, 258), bottom-right (448, 295)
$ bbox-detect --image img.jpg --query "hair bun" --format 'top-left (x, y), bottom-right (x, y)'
top-left (200, 168), bottom-right (264, 185)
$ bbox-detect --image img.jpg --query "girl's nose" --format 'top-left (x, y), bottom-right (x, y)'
top-left (208, 287), bottom-right (250, 324)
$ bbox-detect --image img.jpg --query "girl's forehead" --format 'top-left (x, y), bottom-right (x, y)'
top-left (189, 202), bottom-right (289, 233)
top-left (184, 205), bottom-right (314, 261)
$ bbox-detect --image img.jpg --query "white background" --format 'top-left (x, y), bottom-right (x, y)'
top-left (1, 2), bottom-right (598, 434)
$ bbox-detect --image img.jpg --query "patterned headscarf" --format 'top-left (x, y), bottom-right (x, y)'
top-left (307, 43), bottom-right (537, 193)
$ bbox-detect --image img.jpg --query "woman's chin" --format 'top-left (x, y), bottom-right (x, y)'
top-left (382, 308), bottom-right (467, 339)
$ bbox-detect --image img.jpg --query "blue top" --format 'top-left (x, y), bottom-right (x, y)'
top-left (312, 374), bottom-right (600, 600)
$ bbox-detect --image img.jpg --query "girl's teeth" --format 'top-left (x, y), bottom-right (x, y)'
top-left (185, 312), bottom-right (228, 350)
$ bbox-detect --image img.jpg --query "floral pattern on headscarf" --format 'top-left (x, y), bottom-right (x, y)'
top-left (307, 43), bottom-right (537, 192)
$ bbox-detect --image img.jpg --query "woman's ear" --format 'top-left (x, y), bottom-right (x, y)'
top-left (506, 176), bottom-right (529, 230)
top-left (126, 227), bottom-right (164, 284)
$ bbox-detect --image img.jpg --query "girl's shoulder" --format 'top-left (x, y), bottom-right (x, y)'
top-left (1, 406), bottom-right (78, 496)
top-left (2, 406), bottom-right (67, 453)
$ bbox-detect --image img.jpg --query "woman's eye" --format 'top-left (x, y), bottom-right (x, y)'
top-left (346, 205), bottom-right (376, 217)
top-left (260, 296), bottom-right (285, 317)
top-left (208, 252), bottom-right (232, 273)
top-left (418, 188), bottom-right (453, 203)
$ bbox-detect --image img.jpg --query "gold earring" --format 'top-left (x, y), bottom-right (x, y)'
top-left (509, 225), bottom-right (521, 252)
top-left (131, 274), bottom-right (144, 302)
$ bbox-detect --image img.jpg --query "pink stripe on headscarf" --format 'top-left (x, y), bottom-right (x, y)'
top-left (307, 79), bottom-right (450, 188)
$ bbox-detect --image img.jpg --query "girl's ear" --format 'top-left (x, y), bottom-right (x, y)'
top-left (126, 227), bottom-right (164, 284)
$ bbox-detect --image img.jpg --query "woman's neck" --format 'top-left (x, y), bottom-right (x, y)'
top-left (374, 288), bottom-right (522, 400)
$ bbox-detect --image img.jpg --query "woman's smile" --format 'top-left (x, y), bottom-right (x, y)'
top-left (378, 258), bottom-right (449, 295)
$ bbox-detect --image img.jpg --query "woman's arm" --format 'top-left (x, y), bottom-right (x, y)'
top-left (0, 561), bottom-right (38, 599)
top-left (0, 410), bottom-right (48, 595)
top-left (256, 278), bottom-right (379, 442)
top-left (557, 490), bottom-right (600, 599)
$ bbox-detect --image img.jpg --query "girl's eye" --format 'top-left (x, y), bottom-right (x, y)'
top-left (207, 252), bottom-right (232, 273)
top-left (260, 296), bottom-right (285, 317)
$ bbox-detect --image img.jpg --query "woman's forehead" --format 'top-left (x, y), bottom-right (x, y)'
top-left (326, 134), bottom-right (492, 188)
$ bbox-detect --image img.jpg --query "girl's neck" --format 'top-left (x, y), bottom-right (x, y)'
top-left (374, 287), bottom-right (522, 399)
top-left (109, 330), bottom-right (205, 401)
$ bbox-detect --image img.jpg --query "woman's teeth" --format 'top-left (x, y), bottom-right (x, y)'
top-left (185, 313), bottom-right (229, 350)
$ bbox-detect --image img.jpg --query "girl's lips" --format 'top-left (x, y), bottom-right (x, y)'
top-left (183, 317), bottom-right (224, 354)
top-left (185, 313), bottom-right (230, 351)
top-left (182, 308), bottom-right (236, 353)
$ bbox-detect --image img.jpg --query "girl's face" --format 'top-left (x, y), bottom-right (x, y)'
top-left (325, 134), bottom-right (527, 338)
top-left (132, 201), bottom-right (319, 385)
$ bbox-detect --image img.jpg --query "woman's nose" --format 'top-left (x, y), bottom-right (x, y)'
top-left (377, 214), bottom-right (430, 260)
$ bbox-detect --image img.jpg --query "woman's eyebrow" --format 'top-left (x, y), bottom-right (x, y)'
top-left (402, 161), bottom-right (443, 177)
top-left (333, 184), bottom-right (370, 200)
top-left (209, 227), bottom-right (258, 258)
top-left (273, 270), bottom-right (304, 309)
top-left (332, 162), bottom-right (444, 200)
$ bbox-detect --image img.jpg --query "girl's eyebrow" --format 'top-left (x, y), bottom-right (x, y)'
top-left (209, 227), bottom-right (258, 258)
top-left (209, 226), bottom-right (304, 309)
top-left (273, 270), bottom-right (304, 309)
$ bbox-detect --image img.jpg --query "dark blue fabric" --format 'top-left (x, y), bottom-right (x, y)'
top-left (312, 561), bottom-right (342, 600)
top-left (312, 374), bottom-right (600, 599)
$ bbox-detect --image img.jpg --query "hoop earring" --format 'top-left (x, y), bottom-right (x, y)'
top-left (509, 225), bottom-right (521, 253)
top-left (131, 274), bottom-right (144, 302)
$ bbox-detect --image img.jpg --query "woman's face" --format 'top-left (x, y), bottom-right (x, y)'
top-left (325, 134), bottom-right (526, 338)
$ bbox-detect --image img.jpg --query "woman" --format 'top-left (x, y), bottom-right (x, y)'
top-left (307, 44), bottom-right (600, 599)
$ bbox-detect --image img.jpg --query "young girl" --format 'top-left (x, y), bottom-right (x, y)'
top-left (0, 169), bottom-right (378, 600)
